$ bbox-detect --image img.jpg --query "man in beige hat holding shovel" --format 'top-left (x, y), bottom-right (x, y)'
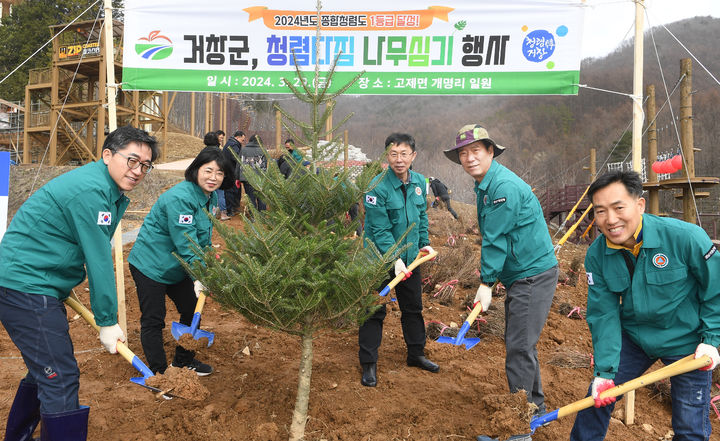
top-left (445, 124), bottom-right (558, 441)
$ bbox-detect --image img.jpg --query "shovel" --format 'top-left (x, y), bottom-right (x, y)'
top-left (64, 297), bottom-right (174, 397)
top-left (378, 248), bottom-right (439, 300)
top-left (435, 299), bottom-right (483, 350)
top-left (171, 290), bottom-right (215, 347)
top-left (528, 354), bottom-right (712, 433)
top-left (436, 281), bottom-right (496, 350)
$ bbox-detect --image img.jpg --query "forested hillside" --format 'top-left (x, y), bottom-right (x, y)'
top-left (286, 16), bottom-right (720, 204)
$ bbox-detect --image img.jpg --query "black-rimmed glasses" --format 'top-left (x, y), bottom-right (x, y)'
top-left (115, 150), bottom-right (153, 174)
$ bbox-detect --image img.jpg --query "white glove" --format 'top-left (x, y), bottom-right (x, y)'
top-left (394, 259), bottom-right (412, 280)
top-left (99, 324), bottom-right (125, 354)
top-left (473, 284), bottom-right (492, 312)
top-left (419, 246), bottom-right (437, 260)
top-left (694, 343), bottom-right (720, 371)
top-left (591, 377), bottom-right (616, 408)
top-left (193, 280), bottom-right (205, 298)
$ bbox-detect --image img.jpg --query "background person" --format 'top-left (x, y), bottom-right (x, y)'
top-left (428, 176), bottom-right (459, 220)
top-left (359, 133), bottom-right (438, 388)
top-left (127, 147), bottom-right (230, 377)
top-left (443, 124), bottom-right (558, 441)
top-left (570, 170), bottom-right (720, 441)
top-left (0, 126), bottom-right (157, 441)
top-left (237, 134), bottom-right (268, 212)
top-left (223, 130), bottom-right (245, 217)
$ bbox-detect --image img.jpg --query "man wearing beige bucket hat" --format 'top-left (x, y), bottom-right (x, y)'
top-left (445, 124), bottom-right (558, 441)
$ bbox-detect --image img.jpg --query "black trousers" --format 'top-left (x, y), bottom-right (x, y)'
top-left (440, 196), bottom-right (459, 219)
top-left (243, 182), bottom-right (266, 211)
top-left (129, 264), bottom-right (197, 374)
top-left (358, 269), bottom-right (425, 364)
top-left (224, 186), bottom-right (241, 215)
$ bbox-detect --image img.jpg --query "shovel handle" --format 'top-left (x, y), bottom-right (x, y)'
top-left (195, 292), bottom-right (206, 315)
top-left (64, 297), bottom-right (152, 377)
top-left (558, 354), bottom-right (710, 419)
top-left (379, 249), bottom-right (438, 297)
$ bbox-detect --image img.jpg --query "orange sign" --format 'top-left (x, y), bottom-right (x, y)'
top-left (243, 6), bottom-right (454, 31)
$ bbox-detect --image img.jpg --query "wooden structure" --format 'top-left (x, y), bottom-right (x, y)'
top-left (23, 20), bottom-right (170, 165)
top-left (643, 58), bottom-right (719, 222)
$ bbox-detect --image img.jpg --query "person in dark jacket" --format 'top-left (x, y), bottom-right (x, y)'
top-left (128, 147), bottom-right (232, 377)
top-left (0, 126), bottom-right (157, 441)
top-left (223, 130), bottom-right (245, 217)
top-left (429, 176), bottom-right (458, 219)
top-left (237, 134), bottom-right (267, 211)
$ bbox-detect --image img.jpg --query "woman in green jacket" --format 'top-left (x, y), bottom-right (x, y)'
top-left (128, 147), bottom-right (229, 376)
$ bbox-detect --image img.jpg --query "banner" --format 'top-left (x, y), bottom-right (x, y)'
top-left (122, 0), bottom-right (584, 95)
top-left (0, 152), bottom-right (9, 242)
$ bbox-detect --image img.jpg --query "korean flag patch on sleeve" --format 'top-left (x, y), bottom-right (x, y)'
top-left (97, 211), bottom-right (111, 225)
top-left (586, 272), bottom-right (594, 286)
top-left (179, 214), bottom-right (193, 224)
top-left (365, 195), bottom-right (377, 206)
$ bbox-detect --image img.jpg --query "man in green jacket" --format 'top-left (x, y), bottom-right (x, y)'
top-left (444, 124), bottom-right (558, 441)
top-left (570, 170), bottom-right (720, 441)
top-left (0, 126), bottom-right (157, 441)
top-left (359, 133), bottom-right (437, 387)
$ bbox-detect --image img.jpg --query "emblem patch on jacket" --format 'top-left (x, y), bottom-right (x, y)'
top-left (586, 272), bottom-right (594, 285)
top-left (652, 253), bottom-right (668, 268)
top-left (415, 187), bottom-right (422, 196)
top-left (97, 211), bottom-right (111, 225)
top-left (704, 245), bottom-right (717, 261)
top-left (179, 214), bottom-right (193, 224)
top-left (365, 195), bottom-right (377, 205)
top-left (493, 197), bottom-right (506, 205)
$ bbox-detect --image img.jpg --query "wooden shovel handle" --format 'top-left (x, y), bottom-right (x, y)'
top-left (195, 292), bottom-right (206, 315)
top-left (557, 354), bottom-right (711, 419)
top-left (64, 297), bottom-right (136, 367)
top-left (382, 249), bottom-right (439, 294)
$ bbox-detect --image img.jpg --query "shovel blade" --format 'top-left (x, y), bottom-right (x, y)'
top-left (192, 329), bottom-right (215, 347)
top-left (171, 321), bottom-right (191, 341)
top-left (436, 335), bottom-right (481, 350)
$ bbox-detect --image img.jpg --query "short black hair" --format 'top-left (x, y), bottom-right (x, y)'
top-left (384, 133), bottom-right (416, 152)
top-left (185, 146), bottom-right (231, 184)
top-left (285, 138), bottom-right (295, 145)
top-left (233, 130), bottom-right (245, 138)
top-left (203, 131), bottom-right (219, 147)
top-left (103, 125), bottom-right (159, 161)
top-left (588, 170), bottom-right (644, 203)
top-left (249, 134), bottom-right (261, 144)
top-left (215, 129), bottom-right (225, 137)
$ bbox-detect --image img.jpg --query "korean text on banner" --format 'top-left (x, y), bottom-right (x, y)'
top-left (0, 151), bottom-right (9, 242)
top-left (122, 0), bottom-right (585, 96)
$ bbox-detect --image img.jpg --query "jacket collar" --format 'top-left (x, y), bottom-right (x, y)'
top-left (473, 160), bottom-right (499, 194)
top-left (388, 169), bottom-right (416, 189)
top-left (94, 160), bottom-right (127, 204)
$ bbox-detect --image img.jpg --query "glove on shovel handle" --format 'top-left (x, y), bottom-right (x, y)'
top-left (378, 249), bottom-right (438, 298)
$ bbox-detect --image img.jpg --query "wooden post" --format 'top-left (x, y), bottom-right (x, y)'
top-left (631, 0), bottom-right (644, 173)
top-left (23, 86), bottom-right (30, 163)
top-left (190, 92), bottom-right (196, 137)
top-left (49, 53), bottom-right (59, 165)
top-left (275, 109), bottom-right (282, 155)
top-left (626, 391), bottom-right (635, 425)
top-left (103, 0), bottom-right (126, 338)
top-left (343, 130), bottom-right (349, 170)
top-left (133, 90), bottom-right (139, 128)
top-left (646, 84), bottom-right (659, 215)
top-left (204, 93), bottom-right (211, 135)
top-left (680, 58), bottom-right (696, 224)
top-left (589, 148), bottom-right (596, 183)
top-left (162, 91), bottom-right (168, 163)
top-left (325, 108), bottom-right (333, 142)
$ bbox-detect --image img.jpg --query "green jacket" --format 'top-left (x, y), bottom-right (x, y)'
top-left (363, 169), bottom-right (429, 265)
top-left (585, 214), bottom-right (720, 379)
top-left (128, 181), bottom-right (217, 284)
top-left (474, 161), bottom-right (556, 286)
top-left (0, 160), bottom-right (128, 326)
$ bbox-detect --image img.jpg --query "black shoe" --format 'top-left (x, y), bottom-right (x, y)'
top-left (171, 358), bottom-right (214, 376)
top-left (407, 355), bottom-right (439, 373)
top-left (361, 363), bottom-right (377, 387)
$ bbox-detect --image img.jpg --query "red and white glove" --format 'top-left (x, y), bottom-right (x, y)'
top-left (419, 246), bottom-right (437, 260)
top-left (473, 284), bottom-right (492, 312)
top-left (591, 377), bottom-right (616, 408)
top-left (99, 324), bottom-right (126, 354)
top-left (694, 343), bottom-right (720, 371)
top-left (394, 259), bottom-right (412, 281)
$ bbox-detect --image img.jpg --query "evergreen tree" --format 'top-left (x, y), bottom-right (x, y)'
top-left (182, 5), bottom-right (405, 440)
top-left (608, 130), bottom-right (632, 164)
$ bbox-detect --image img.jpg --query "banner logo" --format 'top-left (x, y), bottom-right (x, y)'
top-left (136, 30), bottom-right (173, 60)
top-left (521, 25), bottom-right (568, 69)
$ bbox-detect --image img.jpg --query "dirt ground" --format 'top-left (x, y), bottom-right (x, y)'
top-left (2, 165), bottom-right (720, 440)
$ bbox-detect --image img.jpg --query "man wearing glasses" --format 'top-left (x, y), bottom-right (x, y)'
top-left (359, 133), bottom-right (438, 387)
top-left (0, 125), bottom-right (157, 440)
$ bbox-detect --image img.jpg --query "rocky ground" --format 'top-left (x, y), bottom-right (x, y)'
top-left (1, 157), bottom-right (719, 440)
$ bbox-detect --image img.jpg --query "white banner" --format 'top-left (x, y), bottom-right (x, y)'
top-left (0, 152), bottom-right (9, 242)
top-left (122, 0), bottom-right (585, 95)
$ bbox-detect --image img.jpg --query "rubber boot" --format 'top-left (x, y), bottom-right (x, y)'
top-left (40, 406), bottom-right (89, 441)
top-left (4, 379), bottom-right (41, 441)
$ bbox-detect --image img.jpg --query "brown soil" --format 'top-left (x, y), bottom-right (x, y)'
top-left (145, 366), bottom-right (209, 401)
top-left (2, 167), bottom-right (720, 441)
